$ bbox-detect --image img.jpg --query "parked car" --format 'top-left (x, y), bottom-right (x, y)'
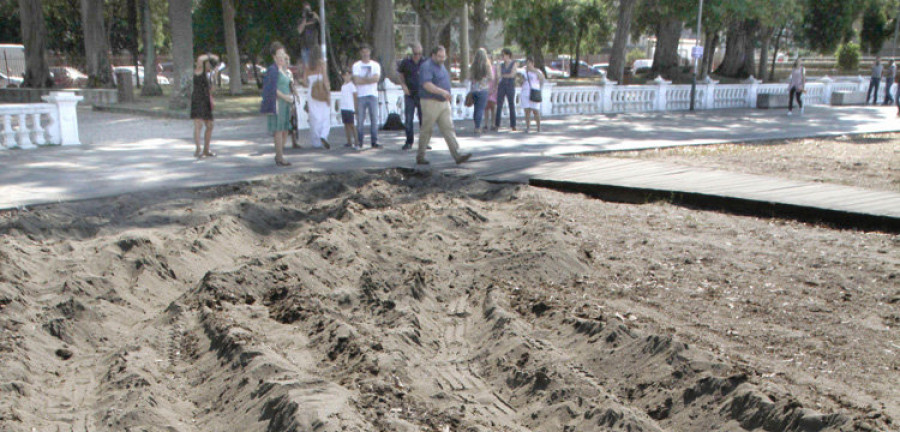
top-left (632, 59), bottom-right (653, 73)
top-left (0, 71), bottom-right (24, 88)
top-left (544, 65), bottom-right (568, 79)
top-left (50, 66), bottom-right (88, 88)
top-left (112, 66), bottom-right (171, 86)
top-left (591, 63), bottom-right (609, 76)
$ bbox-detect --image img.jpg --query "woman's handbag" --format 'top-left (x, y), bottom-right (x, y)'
top-left (464, 92), bottom-right (475, 107)
top-left (529, 88), bottom-right (542, 103)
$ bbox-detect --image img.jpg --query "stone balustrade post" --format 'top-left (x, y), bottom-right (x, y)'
top-left (653, 76), bottom-right (671, 111)
top-left (541, 82), bottom-right (554, 116)
top-left (41, 91), bottom-right (83, 146)
top-left (598, 77), bottom-right (616, 113)
top-left (857, 76), bottom-right (867, 92)
top-left (820, 76), bottom-right (834, 105)
top-left (744, 76), bottom-right (761, 108)
top-left (702, 76), bottom-right (718, 110)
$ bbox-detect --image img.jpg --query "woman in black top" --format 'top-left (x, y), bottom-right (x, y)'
top-left (494, 48), bottom-right (517, 131)
top-left (191, 53), bottom-right (218, 158)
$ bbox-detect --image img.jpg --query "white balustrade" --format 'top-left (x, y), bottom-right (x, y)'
top-left (281, 75), bottom-right (870, 131)
top-left (0, 92), bottom-right (82, 149)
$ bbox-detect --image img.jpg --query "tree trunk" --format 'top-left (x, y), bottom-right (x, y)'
top-left (81, 0), bottom-right (114, 88)
top-left (168, 0), bottom-right (194, 110)
top-left (128, 0), bottom-right (140, 88)
top-left (701, 30), bottom-right (715, 77)
top-left (608, 0), bottom-right (637, 82)
top-left (757, 25), bottom-right (773, 81)
top-left (460, 3), bottom-right (469, 81)
top-left (651, 19), bottom-right (683, 80)
top-left (222, 0), bottom-right (242, 95)
top-left (369, 0), bottom-right (395, 82)
top-left (769, 26), bottom-right (784, 81)
top-left (471, 0), bottom-right (488, 50)
top-left (440, 22), bottom-right (452, 56)
top-left (140, 0), bottom-right (161, 96)
top-left (573, 26), bottom-right (583, 77)
top-left (18, 0), bottom-right (52, 88)
top-left (715, 19), bottom-right (758, 79)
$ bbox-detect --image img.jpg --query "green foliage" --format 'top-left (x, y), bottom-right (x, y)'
top-left (800, 0), bottom-right (864, 53)
top-left (836, 42), bottom-right (861, 71)
top-left (861, 0), bottom-right (892, 55)
top-left (626, 47), bottom-right (646, 66)
top-left (0, 1), bottom-right (20, 43)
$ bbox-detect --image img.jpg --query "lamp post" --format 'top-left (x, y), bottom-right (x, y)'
top-left (319, 0), bottom-right (327, 62)
top-left (689, 0), bottom-right (704, 111)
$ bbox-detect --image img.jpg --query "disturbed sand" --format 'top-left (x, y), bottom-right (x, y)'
top-left (0, 139), bottom-right (897, 432)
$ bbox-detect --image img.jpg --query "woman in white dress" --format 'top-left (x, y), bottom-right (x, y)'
top-left (520, 56), bottom-right (545, 133)
top-left (302, 50), bottom-right (332, 148)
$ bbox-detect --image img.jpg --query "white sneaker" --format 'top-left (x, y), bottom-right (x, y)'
top-left (787, 111), bottom-right (792, 116)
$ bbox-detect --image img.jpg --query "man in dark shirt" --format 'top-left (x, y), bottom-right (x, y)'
top-left (417, 45), bottom-right (472, 165)
top-left (397, 43), bottom-right (425, 150)
top-left (296, 3), bottom-right (320, 67)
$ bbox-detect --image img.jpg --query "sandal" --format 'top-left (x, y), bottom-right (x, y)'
top-left (201, 151), bottom-right (216, 158)
top-left (275, 159), bottom-right (292, 167)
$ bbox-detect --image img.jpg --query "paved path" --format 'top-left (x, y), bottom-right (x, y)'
top-left (1, 105), bottom-right (899, 211)
top-left (477, 157), bottom-right (900, 231)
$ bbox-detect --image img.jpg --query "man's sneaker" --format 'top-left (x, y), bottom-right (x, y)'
top-left (787, 111), bottom-right (792, 116)
top-left (401, 143), bottom-right (412, 151)
top-left (455, 153), bottom-right (472, 164)
top-left (320, 138), bottom-right (331, 149)
top-left (800, 107), bottom-right (804, 115)
top-left (416, 158), bottom-right (430, 165)
top-left (371, 143), bottom-right (382, 149)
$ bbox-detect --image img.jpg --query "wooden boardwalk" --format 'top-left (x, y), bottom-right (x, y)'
top-left (477, 157), bottom-right (900, 232)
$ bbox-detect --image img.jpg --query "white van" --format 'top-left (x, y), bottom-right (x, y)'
top-left (0, 44), bottom-right (26, 78)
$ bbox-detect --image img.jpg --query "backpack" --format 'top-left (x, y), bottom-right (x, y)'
top-left (311, 79), bottom-right (330, 102)
top-left (381, 112), bottom-right (404, 130)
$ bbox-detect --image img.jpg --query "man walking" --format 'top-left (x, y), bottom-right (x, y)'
top-left (884, 59), bottom-right (897, 105)
top-left (296, 3), bottom-right (320, 68)
top-left (397, 43), bottom-right (425, 151)
top-left (417, 45), bottom-right (472, 165)
top-left (352, 45), bottom-right (382, 148)
top-left (866, 57), bottom-right (883, 105)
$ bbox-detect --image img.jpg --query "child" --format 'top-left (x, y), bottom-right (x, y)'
top-left (339, 70), bottom-right (359, 147)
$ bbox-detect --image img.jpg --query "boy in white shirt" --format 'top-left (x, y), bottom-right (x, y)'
top-left (340, 70), bottom-right (359, 148)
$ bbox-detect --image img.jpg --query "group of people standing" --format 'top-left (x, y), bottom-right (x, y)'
top-left (187, 4), bottom-right (547, 167)
top-left (865, 56), bottom-right (899, 113)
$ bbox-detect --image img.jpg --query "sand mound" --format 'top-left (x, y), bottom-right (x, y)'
top-left (0, 169), bottom-right (895, 431)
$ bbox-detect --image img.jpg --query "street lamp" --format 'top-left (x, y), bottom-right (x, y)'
top-left (319, 0), bottom-right (327, 62)
top-left (689, 0), bottom-right (704, 111)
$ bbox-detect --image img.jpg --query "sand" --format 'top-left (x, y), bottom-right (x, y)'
top-left (0, 161), bottom-right (896, 431)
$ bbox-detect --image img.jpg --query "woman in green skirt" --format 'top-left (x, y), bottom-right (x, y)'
top-left (261, 42), bottom-right (293, 166)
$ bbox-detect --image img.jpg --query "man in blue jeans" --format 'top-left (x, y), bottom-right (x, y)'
top-left (352, 45), bottom-right (382, 148)
top-left (866, 57), bottom-right (883, 105)
top-left (397, 43), bottom-right (425, 151)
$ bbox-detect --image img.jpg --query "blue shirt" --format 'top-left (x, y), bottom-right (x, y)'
top-left (418, 58), bottom-right (451, 101)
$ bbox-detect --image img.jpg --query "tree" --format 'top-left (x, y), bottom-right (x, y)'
top-left (168, 0), bottom-right (194, 110)
top-left (715, 19), bottom-right (759, 78)
top-left (367, 0), bottom-right (396, 81)
top-left (222, 0), bottom-right (242, 95)
top-left (801, 0), bottom-right (863, 53)
top-left (81, 0), bottom-right (114, 87)
top-left (18, 0), bottom-right (52, 88)
top-left (608, 0), bottom-right (638, 82)
top-left (861, 0), bottom-right (892, 55)
top-left (552, 0), bottom-right (611, 77)
top-left (140, 0), bottom-right (162, 96)
top-left (408, 0), bottom-right (463, 54)
top-left (492, 0), bottom-right (565, 71)
top-left (471, 0), bottom-right (489, 49)
top-left (634, 0), bottom-right (694, 80)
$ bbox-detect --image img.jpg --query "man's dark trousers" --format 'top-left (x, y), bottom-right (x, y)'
top-left (404, 94), bottom-right (422, 145)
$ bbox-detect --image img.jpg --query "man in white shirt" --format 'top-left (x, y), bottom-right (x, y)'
top-left (352, 45), bottom-right (382, 148)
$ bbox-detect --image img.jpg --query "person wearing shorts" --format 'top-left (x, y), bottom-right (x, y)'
top-left (339, 70), bottom-right (359, 147)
